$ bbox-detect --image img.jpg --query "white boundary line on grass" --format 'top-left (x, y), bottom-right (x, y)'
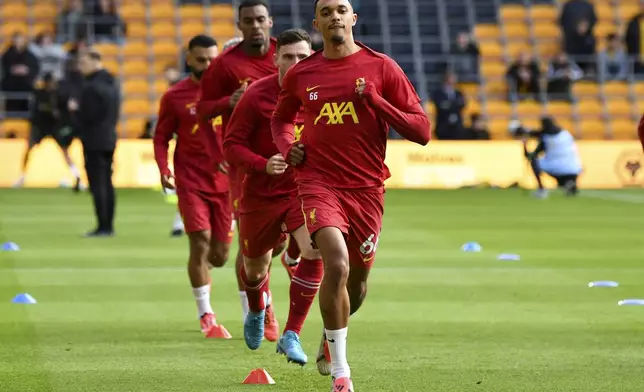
top-left (581, 190), bottom-right (644, 203)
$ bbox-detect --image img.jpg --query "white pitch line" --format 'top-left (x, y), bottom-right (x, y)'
top-left (581, 190), bottom-right (644, 204)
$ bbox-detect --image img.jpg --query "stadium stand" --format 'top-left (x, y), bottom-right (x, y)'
top-left (0, 0), bottom-right (640, 140)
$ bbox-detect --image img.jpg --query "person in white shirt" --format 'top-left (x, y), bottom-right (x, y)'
top-left (511, 116), bottom-right (582, 198)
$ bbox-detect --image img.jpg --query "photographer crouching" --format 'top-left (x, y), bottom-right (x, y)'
top-left (510, 116), bottom-right (582, 199)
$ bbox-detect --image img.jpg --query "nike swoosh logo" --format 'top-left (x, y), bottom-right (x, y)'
top-left (327, 339), bottom-right (335, 343)
top-left (306, 85), bottom-right (320, 92)
top-left (362, 255), bottom-right (375, 262)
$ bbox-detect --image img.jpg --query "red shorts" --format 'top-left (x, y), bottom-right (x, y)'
top-left (239, 196), bottom-right (303, 259)
top-left (228, 167), bottom-right (244, 221)
top-left (177, 189), bottom-right (234, 243)
top-left (299, 184), bottom-right (384, 269)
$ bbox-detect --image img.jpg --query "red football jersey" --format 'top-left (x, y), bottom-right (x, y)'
top-left (153, 77), bottom-right (228, 194)
top-left (272, 43), bottom-right (427, 190)
top-left (639, 114), bottom-right (644, 151)
top-left (197, 39), bottom-right (278, 163)
top-left (224, 74), bottom-right (303, 205)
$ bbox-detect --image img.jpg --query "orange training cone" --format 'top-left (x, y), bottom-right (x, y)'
top-left (242, 368), bottom-right (275, 385)
top-left (205, 324), bottom-right (232, 339)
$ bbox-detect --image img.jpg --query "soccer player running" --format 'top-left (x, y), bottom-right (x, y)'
top-left (154, 35), bottom-right (233, 337)
top-left (224, 28), bottom-right (322, 365)
top-left (168, 38), bottom-right (242, 238)
top-left (271, 0), bottom-right (430, 390)
top-left (197, 0), bottom-right (294, 340)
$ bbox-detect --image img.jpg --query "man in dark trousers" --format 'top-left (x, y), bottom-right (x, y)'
top-left (431, 71), bottom-right (466, 140)
top-left (74, 50), bottom-right (120, 237)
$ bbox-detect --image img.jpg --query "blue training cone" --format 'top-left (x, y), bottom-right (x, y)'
top-left (461, 242), bottom-right (482, 252)
top-left (12, 293), bottom-right (37, 304)
top-left (1, 242), bottom-right (20, 251)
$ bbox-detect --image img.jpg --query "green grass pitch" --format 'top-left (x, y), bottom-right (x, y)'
top-left (1, 188), bottom-right (644, 391)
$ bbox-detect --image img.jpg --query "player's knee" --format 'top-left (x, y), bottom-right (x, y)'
top-left (188, 232), bottom-right (210, 264)
top-left (324, 258), bottom-right (350, 286)
top-left (348, 280), bottom-right (368, 315)
top-left (244, 255), bottom-right (271, 281)
top-left (207, 247), bottom-right (228, 268)
top-left (300, 247), bottom-right (321, 260)
top-left (271, 240), bottom-right (287, 258)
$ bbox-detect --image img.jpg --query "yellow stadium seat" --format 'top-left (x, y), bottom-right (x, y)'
top-left (102, 59), bottom-right (120, 75)
top-left (486, 100), bottom-right (512, 117)
top-left (484, 81), bottom-right (506, 96)
top-left (30, 23), bottom-right (54, 36)
top-left (605, 99), bottom-right (631, 117)
top-left (464, 100), bottom-right (481, 117)
top-left (152, 41), bottom-right (179, 57)
top-left (481, 62), bottom-right (506, 78)
top-left (1, 119), bottom-right (30, 137)
top-left (32, 3), bottom-right (56, 18)
top-left (150, 5), bottom-right (175, 19)
top-left (578, 119), bottom-right (607, 139)
top-left (127, 23), bottom-right (148, 39)
top-left (153, 57), bottom-right (177, 73)
top-left (594, 23), bottom-right (618, 39)
top-left (573, 82), bottom-right (600, 98)
top-left (506, 41), bottom-right (530, 59)
top-left (617, 4), bottom-right (639, 22)
top-left (151, 23), bottom-right (177, 39)
top-left (180, 5), bottom-right (205, 19)
top-left (503, 23), bottom-right (530, 38)
top-left (545, 102), bottom-right (573, 117)
top-left (500, 6), bottom-right (526, 21)
top-left (488, 119), bottom-right (511, 139)
top-left (181, 23), bottom-right (207, 41)
top-left (516, 101), bottom-right (544, 117)
top-left (123, 60), bottom-right (149, 75)
top-left (534, 40), bottom-right (560, 59)
top-left (209, 4), bottom-right (235, 20)
top-left (558, 118), bottom-right (575, 134)
top-left (154, 79), bottom-right (171, 95)
top-left (474, 24), bottom-right (500, 40)
top-left (611, 119), bottom-right (637, 140)
top-left (594, 4), bottom-right (615, 22)
top-left (479, 42), bottom-right (503, 57)
top-left (577, 100), bottom-right (604, 117)
top-left (533, 25), bottom-right (560, 40)
top-left (424, 101), bottom-right (435, 119)
top-left (633, 82), bottom-right (644, 97)
top-left (602, 81), bottom-right (628, 97)
top-left (124, 118), bottom-right (146, 138)
top-left (123, 99), bottom-right (152, 116)
top-left (93, 42), bottom-right (119, 57)
top-left (211, 23), bottom-right (237, 37)
top-left (458, 83), bottom-right (479, 98)
top-left (530, 5), bottom-right (557, 21)
top-left (152, 98), bottom-right (162, 114)
top-left (0, 3), bottom-right (27, 19)
top-left (123, 79), bottom-right (150, 96)
top-left (121, 4), bottom-right (146, 19)
top-left (122, 41), bottom-right (148, 57)
top-left (1, 22), bottom-right (28, 36)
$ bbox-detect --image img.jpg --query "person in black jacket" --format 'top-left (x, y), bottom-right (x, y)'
top-left (73, 50), bottom-right (120, 237)
top-left (14, 73), bottom-right (82, 190)
top-left (431, 71), bottom-right (466, 140)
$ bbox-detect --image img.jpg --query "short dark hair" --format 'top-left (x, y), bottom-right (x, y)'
top-left (239, 0), bottom-right (270, 16)
top-left (314, 0), bottom-right (352, 14)
top-left (188, 34), bottom-right (218, 50)
top-left (606, 33), bottom-right (618, 41)
top-left (276, 28), bottom-right (311, 50)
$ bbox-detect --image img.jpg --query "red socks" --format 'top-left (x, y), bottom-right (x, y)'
top-left (286, 236), bottom-right (301, 260)
top-left (240, 263), bottom-right (270, 313)
top-left (284, 257), bottom-right (324, 335)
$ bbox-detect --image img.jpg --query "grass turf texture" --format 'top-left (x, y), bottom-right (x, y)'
top-left (1, 188), bottom-right (644, 392)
